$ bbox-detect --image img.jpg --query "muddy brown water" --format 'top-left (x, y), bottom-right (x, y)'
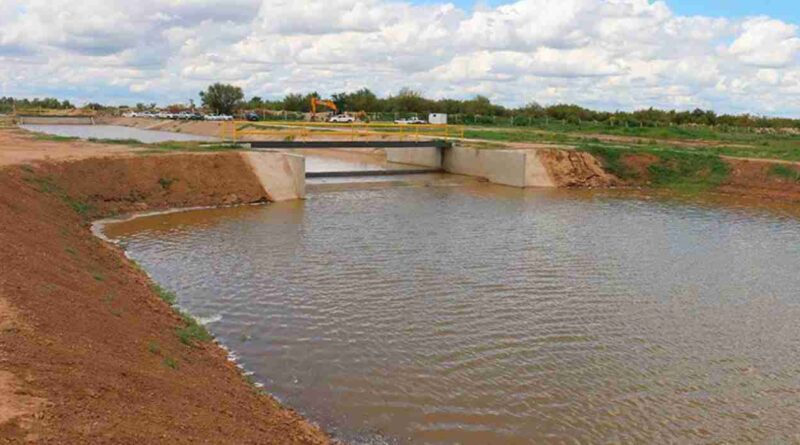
top-left (104, 185), bottom-right (800, 444)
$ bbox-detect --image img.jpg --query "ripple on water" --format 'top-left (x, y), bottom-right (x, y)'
top-left (108, 186), bottom-right (800, 444)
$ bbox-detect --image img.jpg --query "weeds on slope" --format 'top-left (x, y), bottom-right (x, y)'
top-left (21, 168), bottom-right (95, 218)
top-left (769, 164), bottom-right (800, 182)
top-left (149, 282), bottom-right (211, 346)
top-left (579, 144), bottom-right (730, 192)
top-left (32, 133), bottom-right (80, 142)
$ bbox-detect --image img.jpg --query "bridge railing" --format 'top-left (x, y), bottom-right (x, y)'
top-left (220, 121), bottom-right (465, 143)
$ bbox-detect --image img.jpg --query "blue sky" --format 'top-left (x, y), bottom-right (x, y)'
top-left (440, 0), bottom-right (799, 24)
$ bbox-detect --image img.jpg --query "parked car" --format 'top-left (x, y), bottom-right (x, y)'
top-left (328, 114), bottom-right (355, 123)
top-left (205, 114), bottom-right (233, 121)
top-left (245, 112), bottom-right (260, 122)
top-left (394, 116), bottom-right (427, 125)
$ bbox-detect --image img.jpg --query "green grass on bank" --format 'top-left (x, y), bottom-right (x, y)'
top-left (138, 141), bottom-right (242, 153)
top-left (87, 137), bottom-right (140, 145)
top-left (462, 126), bottom-right (800, 163)
top-left (33, 133), bottom-right (80, 142)
top-left (579, 144), bottom-right (731, 192)
top-left (770, 164), bottom-right (800, 182)
top-left (21, 170), bottom-right (95, 217)
top-left (149, 282), bottom-right (212, 346)
top-left (84, 136), bottom-right (241, 153)
top-left (24, 130), bottom-right (242, 153)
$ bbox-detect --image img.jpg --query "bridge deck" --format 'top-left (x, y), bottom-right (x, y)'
top-left (249, 140), bottom-right (442, 149)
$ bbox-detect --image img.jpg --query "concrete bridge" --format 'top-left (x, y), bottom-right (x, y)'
top-left (248, 139), bottom-right (555, 188)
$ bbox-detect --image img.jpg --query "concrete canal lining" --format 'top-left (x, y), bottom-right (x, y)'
top-left (384, 146), bottom-right (443, 168)
top-left (241, 151), bottom-right (306, 201)
top-left (443, 145), bottom-right (556, 188)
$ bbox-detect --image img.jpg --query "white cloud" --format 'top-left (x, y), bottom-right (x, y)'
top-left (0, 0), bottom-right (799, 116)
top-left (729, 17), bottom-right (800, 68)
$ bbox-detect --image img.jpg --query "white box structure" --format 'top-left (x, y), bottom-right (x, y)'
top-left (428, 113), bottom-right (448, 124)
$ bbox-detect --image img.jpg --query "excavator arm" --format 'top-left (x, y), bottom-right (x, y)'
top-left (310, 98), bottom-right (338, 114)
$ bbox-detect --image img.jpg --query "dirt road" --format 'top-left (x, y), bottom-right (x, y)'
top-left (0, 128), bottom-right (143, 167)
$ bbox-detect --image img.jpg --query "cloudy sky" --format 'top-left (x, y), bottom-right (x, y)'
top-left (1, 0), bottom-right (799, 116)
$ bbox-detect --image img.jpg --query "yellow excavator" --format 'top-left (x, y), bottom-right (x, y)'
top-left (310, 98), bottom-right (337, 121)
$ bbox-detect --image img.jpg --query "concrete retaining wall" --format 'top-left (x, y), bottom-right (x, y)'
top-left (241, 151), bottom-right (305, 201)
top-left (443, 145), bottom-right (555, 188)
top-left (384, 146), bottom-right (442, 168)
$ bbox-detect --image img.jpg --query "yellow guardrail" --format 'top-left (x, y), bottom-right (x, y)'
top-left (219, 120), bottom-right (465, 142)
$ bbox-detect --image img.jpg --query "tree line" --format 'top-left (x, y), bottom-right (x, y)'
top-left (239, 87), bottom-right (800, 129)
top-left (4, 84), bottom-right (800, 129)
top-left (0, 96), bottom-right (74, 113)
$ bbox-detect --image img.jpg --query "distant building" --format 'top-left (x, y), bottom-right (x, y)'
top-left (428, 113), bottom-right (447, 124)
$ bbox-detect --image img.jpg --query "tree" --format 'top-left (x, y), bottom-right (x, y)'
top-left (199, 83), bottom-right (244, 115)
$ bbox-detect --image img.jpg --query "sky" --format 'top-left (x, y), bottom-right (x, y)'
top-left (1, 0), bottom-right (799, 116)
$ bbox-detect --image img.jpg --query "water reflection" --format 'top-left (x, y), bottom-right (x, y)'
top-left (20, 124), bottom-right (218, 143)
top-left (107, 186), bottom-right (800, 444)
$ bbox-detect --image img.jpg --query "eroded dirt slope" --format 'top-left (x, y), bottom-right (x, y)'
top-left (0, 156), bottom-right (331, 444)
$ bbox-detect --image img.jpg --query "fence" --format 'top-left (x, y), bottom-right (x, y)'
top-left (220, 121), bottom-right (465, 142)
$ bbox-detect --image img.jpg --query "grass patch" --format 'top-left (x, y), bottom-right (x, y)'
top-left (151, 283), bottom-right (177, 305)
top-left (65, 246), bottom-right (77, 256)
top-left (64, 196), bottom-right (92, 216)
top-left (148, 341), bottom-right (161, 355)
top-left (92, 272), bottom-right (105, 282)
top-left (148, 282), bottom-right (213, 346)
top-left (646, 150), bottom-right (730, 190)
top-left (769, 164), bottom-right (800, 182)
top-left (578, 144), bottom-right (730, 191)
top-left (176, 313), bottom-right (212, 346)
top-left (135, 141), bottom-right (242, 154)
top-left (163, 357), bottom-right (179, 370)
top-left (22, 172), bottom-right (95, 217)
top-left (102, 293), bottom-right (121, 317)
top-left (158, 177), bottom-right (176, 190)
top-left (87, 137), bottom-right (141, 145)
top-left (23, 175), bottom-right (58, 194)
top-left (579, 144), bottom-right (637, 180)
top-left (32, 133), bottom-right (80, 142)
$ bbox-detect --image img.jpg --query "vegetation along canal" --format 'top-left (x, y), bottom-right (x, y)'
top-left (103, 185), bottom-right (800, 444)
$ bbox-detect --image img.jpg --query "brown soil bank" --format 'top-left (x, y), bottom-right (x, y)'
top-left (0, 128), bottom-right (141, 167)
top-left (537, 148), bottom-right (617, 188)
top-left (609, 152), bottom-right (800, 202)
top-left (0, 153), bottom-right (332, 444)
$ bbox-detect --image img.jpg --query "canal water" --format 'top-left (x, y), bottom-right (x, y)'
top-left (20, 124), bottom-right (218, 143)
top-left (21, 124), bottom-right (426, 175)
top-left (104, 185), bottom-right (800, 444)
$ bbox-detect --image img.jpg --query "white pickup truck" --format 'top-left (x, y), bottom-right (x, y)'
top-left (394, 116), bottom-right (427, 125)
top-left (328, 114), bottom-right (355, 123)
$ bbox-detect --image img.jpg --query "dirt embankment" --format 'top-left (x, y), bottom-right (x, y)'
top-left (0, 154), bottom-right (332, 444)
top-left (0, 128), bottom-right (142, 167)
top-left (536, 148), bottom-right (618, 188)
top-left (609, 152), bottom-right (800, 202)
top-left (98, 116), bottom-right (227, 139)
top-left (719, 157), bottom-right (800, 201)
